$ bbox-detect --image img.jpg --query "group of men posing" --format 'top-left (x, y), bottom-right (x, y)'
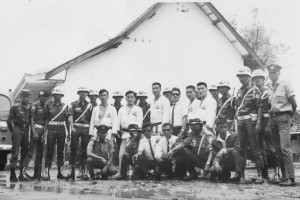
top-left (7, 64), bottom-right (297, 186)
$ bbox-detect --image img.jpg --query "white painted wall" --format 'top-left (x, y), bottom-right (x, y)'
top-left (58, 3), bottom-right (244, 104)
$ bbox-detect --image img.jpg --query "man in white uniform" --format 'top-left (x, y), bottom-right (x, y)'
top-left (186, 85), bottom-right (201, 121)
top-left (151, 82), bottom-right (170, 135)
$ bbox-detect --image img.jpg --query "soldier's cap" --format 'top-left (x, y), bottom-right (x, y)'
top-left (128, 124), bottom-right (141, 132)
top-left (267, 64), bottom-right (282, 72)
top-left (38, 90), bottom-right (49, 97)
top-left (163, 87), bottom-right (172, 94)
top-left (20, 89), bottom-right (31, 96)
top-left (96, 125), bottom-right (109, 132)
top-left (209, 84), bottom-right (218, 91)
top-left (188, 118), bottom-right (204, 125)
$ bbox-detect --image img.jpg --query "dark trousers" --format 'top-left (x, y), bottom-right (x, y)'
top-left (22, 127), bottom-right (44, 168)
top-left (259, 116), bottom-right (279, 169)
top-left (157, 156), bottom-right (186, 178)
top-left (135, 155), bottom-right (159, 178)
top-left (270, 113), bottom-right (295, 179)
top-left (237, 118), bottom-right (264, 171)
top-left (120, 153), bottom-right (134, 176)
top-left (172, 126), bottom-right (182, 136)
top-left (86, 157), bottom-right (117, 177)
top-left (180, 148), bottom-right (207, 175)
top-left (69, 126), bottom-right (89, 166)
top-left (10, 126), bottom-right (29, 168)
top-left (45, 127), bottom-right (66, 167)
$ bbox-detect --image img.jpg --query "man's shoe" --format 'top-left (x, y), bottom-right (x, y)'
top-left (239, 176), bottom-right (246, 184)
top-left (183, 174), bottom-right (197, 181)
top-left (95, 172), bottom-right (101, 180)
top-left (230, 172), bottom-right (241, 182)
top-left (279, 179), bottom-right (295, 186)
top-left (57, 172), bottom-right (67, 180)
top-left (19, 169), bottom-right (30, 182)
top-left (115, 174), bottom-right (128, 180)
top-left (10, 168), bottom-right (18, 182)
top-left (76, 170), bottom-right (83, 179)
top-left (82, 174), bottom-right (89, 181)
top-left (89, 174), bottom-right (95, 180)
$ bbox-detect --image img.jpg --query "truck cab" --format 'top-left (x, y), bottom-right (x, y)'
top-left (0, 90), bottom-right (14, 170)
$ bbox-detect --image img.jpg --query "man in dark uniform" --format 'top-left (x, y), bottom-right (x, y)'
top-left (163, 87), bottom-right (173, 105)
top-left (43, 87), bottom-right (70, 180)
top-left (22, 90), bottom-right (49, 180)
top-left (251, 69), bottom-right (280, 182)
top-left (67, 86), bottom-right (92, 180)
top-left (137, 91), bottom-right (150, 125)
top-left (209, 84), bottom-right (219, 103)
top-left (234, 66), bottom-right (264, 184)
top-left (112, 91), bottom-right (124, 114)
top-left (169, 118), bottom-right (215, 181)
top-left (267, 64), bottom-right (297, 186)
top-left (216, 81), bottom-right (235, 131)
top-left (7, 90), bottom-right (31, 182)
top-left (88, 89), bottom-right (99, 109)
top-left (86, 124), bottom-right (117, 180)
top-left (115, 124), bottom-right (141, 180)
top-left (209, 118), bottom-right (243, 181)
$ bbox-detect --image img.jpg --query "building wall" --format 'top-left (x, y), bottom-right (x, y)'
top-left (59, 3), bottom-right (244, 104)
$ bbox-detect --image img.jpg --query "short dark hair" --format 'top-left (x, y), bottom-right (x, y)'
top-left (152, 82), bottom-right (161, 88)
top-left (186, 85), bottom-right (195, 91)
top-left (142, 123), bottom-right (152, 130)
top-left (162, 123), bottom-right (173, 129)
top-left (197, 82), bottom-right (207, 88)
top-left (99, 89), bottom-right (109, 96)
top-left (172, 87), bottom-right (181, 94)
top-left (125, 90), bottom-right (137, 98)
top-left (216, 118), bottom-right (227, 126)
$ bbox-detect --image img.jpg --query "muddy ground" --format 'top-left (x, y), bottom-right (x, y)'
top-left (0, 165), bottom-right (300, 200)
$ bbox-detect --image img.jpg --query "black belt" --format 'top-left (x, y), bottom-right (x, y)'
top-left (270, 111), bottom-right (292, 117)
top-left (14, 123), bottom-right (29, 128)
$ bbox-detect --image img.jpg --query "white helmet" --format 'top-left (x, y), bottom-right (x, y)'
top-left (251, 69), bottom-right (265, 80)
top-left (236, 66), bottom-right (251, 77)
top-left (77, 86), bottom-right (89, 93)
top-left (88, 89), bottom-right (99, 96)
top-left (217, 81), bottom-right (231, 89)
top-left (137, 91), bottom-right (148, 97)
top-left (112, 91), bottom-right (124, 97)
top-left (209, 84), bottom-right (218, 91)
top-left (163, 87), bottom-right (172, 94)
top-left (52, 87), bottom-right (64, 96)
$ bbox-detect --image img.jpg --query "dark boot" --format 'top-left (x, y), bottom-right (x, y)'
top-left (18, 167), bottom-right (30, 181)
top-left (57, 166), bottom-right (67, 180)
top-left (183, 173), bottom-right (198, 181)
top-left (66, 166), bottom-right (75, 180)
top-left (10, 168), bottom-right (18, 182)
top-left (253, 168), bottom-right (264, 184)
top-left (76, 166), bottom-right (83, 179)
top-left (25, 166), bottom-right (38, 180)
top-left (82, 166), bottom-right (89, 181)
top-left (41, 167), bottom-right (50, 181)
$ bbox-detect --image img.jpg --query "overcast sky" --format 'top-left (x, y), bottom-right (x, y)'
top-left (1, 0), bottom-right (299, 101)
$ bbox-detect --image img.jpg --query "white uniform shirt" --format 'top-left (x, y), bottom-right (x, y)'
top-left (187, 98), bottom-right (201, 120)
top-left (89, 104), bottom-right (118, 137)
top-left (117, 105), bottom-right (143, 139)
top-left (169, 101), bottom-right (188, 127)
top-left (138, 136), bottom-right (161, 160)
top-left (150, 95), bottom-right (170, 124)
top-left (155, 135), bottom-right (178, 160)
top-left (198, 94), bottom-right (217, 128)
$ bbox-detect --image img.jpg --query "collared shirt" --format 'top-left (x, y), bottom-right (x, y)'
top-left (89, 104), bottom-right (118, 136)
top-left (155, 135), bottom-right (178, 160)
top-left (187, 98), bottom-right (201, 121)
top-left (125, 139), bottom-right (140, 156)
top-left (268, 80), bottom-right (295, 114)
top-left (169, 101), bottom-right (188, 127)
top-left (216, 131), bottom-right (231, 147)
top-left (69, 100), bottom-right (92, 124)
top-left (198, 94), bottom-right (217, 128)
top-left (8, 104), bottom-right (31, 125)
top-left (88, 137), bottom-right (114, 160)
top-left (236, 84), bottom-right (260, 116)
top-left (217, 94), bottom-right (235, 121)
top-left (47, 101), bottom-right (69, 122)
top-left (138, 136), bottom-right (161, 160)
top-left (30, 101), bottom-right (48, 125)
top-left (257, 86), bottom-right (271, 114)
top-left (117, 105), bottom-right (143, 138)
top-left (182, 129), bottom-right (214, 160)
top-left (138, 101), bottom-right (150, 125)
top-left (150, 95), bottom-right (170, 124)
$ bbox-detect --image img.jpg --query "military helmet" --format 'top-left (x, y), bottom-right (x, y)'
top-left (267, 64), bottom-right (282, 72)
top-left (137, 91), bottom-right (148, 97)
top-left (236, 66), bottom-right (251, 77)
top-left (52, 87), bottom-right (64, 96)
top-left (217, 81), bottom-right (231, 89)
top-left (112, 91), bottom-right (124, 98)
top-left (20, 89), bottom-right (31, 96)
top-left (163, 87), bottom-right (172, 94)
top-left (209, 84), bottom-right (218, 91)
top-left (88, 89), bottom-right (99, 96)
top-left (251, 69), bottom-right (265, 80)
top-left (77, 86), bottom-right (89, 94)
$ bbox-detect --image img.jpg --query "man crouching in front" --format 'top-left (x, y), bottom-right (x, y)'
top-left (86, 125), bottom-right (117, 180)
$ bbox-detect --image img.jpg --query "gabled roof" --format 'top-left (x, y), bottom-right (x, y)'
top-left (44, 2), bottom-right (264, 79)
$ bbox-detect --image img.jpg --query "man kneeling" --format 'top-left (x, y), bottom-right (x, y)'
top-left (87, 125), bottom-right (117, 180)
top-left (209, 118), bottom-right (243, 181)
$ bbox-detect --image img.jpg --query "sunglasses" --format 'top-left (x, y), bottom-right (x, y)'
top-left (172, 93), bottom-right (180, 96)
top-left (162, 129), bottom-right (171, 132)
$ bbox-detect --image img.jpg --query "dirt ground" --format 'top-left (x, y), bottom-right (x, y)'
top-left (0, 165), bottom-right (300, 200)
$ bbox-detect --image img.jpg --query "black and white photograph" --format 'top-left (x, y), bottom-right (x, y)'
top-left (0, 0), bottom-right (299, 199)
